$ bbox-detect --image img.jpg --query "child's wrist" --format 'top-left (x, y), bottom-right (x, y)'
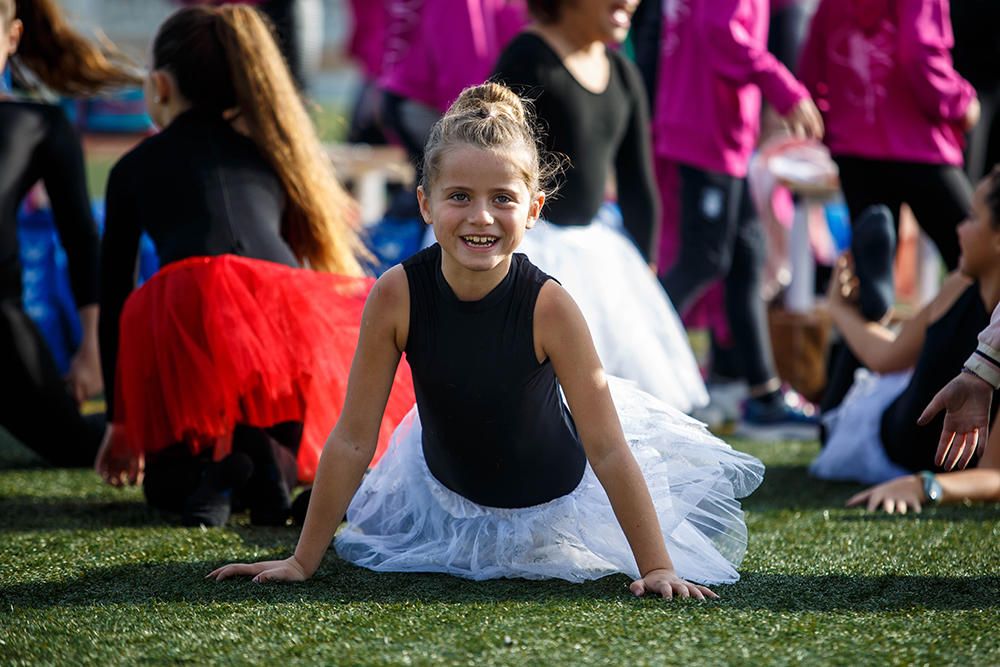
top-left (640, 565), bottom-right (675, 578)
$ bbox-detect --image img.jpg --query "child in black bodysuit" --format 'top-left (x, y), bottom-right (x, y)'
top-left (0, 0), bottom-right (138, 466)
top-left (93, 5), bottom-right (415, 527)
top-left (814, 171), bottom-right (1000, 510)
top-left (209, 83), bottom-right (764, 598)
top-left (488, 0), bottom-right (708, 413)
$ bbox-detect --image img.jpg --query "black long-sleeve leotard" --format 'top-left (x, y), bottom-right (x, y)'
top-left (0, 101), bottom-right (99, 303)
top-left (99, 109), bottom-right (298, 420)
top-left (0, 100), bottom-right (103, 465)
top-left (491, 32), bottom-right (660, 261)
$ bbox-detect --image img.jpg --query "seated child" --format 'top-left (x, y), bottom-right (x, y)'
top-left (208, 83), bottom-right (765, 597)
top-left (812, 169), bottom-right (1000, 488)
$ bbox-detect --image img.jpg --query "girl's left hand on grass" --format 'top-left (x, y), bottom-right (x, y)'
top-left (846, 476), bottom-right (924, 514)
top-left (207, 556), bottom-right (308, 584)
top-left (94, 425), bottom-right (144, 487)
top-left (629, 568), bottom-right (719, 600)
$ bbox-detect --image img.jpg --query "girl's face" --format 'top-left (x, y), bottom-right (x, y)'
top-left (957, 179), bottom-right (1000, 279)
top-left (419, 143), bottom-right (543, 283)
top-left (560, 0), bottom-right (638, 44)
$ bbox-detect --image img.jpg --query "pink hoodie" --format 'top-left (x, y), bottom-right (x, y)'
top-left (797, 0), bottom-right (975, 165)
top-left (379, 0), bottom-right (527, 113)
top-left (653, 0), bottom-right (809, 178)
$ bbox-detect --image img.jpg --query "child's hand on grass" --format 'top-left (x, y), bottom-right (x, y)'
top-left (846, 476), bottom-right (924, 514)
top-left (629, 568), bottom-right (718, 601)
top-left (207, 556), bottom-right (308, 584)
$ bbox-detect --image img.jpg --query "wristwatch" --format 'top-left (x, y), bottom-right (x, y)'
top-left (918, 471), bottom-right (943, 504)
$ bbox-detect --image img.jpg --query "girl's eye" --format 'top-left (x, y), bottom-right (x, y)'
top-left (449, 192), bottom-right (469, 202)
top-left (495, 194), bottom-right (513, 205)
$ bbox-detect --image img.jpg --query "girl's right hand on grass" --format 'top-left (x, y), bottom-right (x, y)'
top-left (207, 556), bottom-right (308, 583)
top-left (629, 568), bottom-right (719, 601)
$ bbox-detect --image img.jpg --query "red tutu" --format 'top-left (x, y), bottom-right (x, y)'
top-left (114, 255), bottom-right (415, 482)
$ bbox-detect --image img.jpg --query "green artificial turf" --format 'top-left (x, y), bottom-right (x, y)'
top-left (0, 431), bottom-right (997, 666)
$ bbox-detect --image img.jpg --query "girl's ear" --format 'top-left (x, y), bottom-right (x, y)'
top-left (417, 185), bottom-right (433, 225)
top-left (152, 70), bottom-right (172, 103)
top-left (6, 18), bottom-right (22, 56)
top-left (525, 191), bottom-right (545, 229)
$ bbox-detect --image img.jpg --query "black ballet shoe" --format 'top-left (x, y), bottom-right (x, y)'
top-left (850, 205), bottom-right (896, 322)
top-left (181, 453), bottom-right (254, 527)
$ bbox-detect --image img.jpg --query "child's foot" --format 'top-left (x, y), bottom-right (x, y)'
top-left (850, 205), bottom-right (896, 322)
top-left (736, 389), bottom-right (819, 441)
top-left (181, 453), bottom-right (254, 527)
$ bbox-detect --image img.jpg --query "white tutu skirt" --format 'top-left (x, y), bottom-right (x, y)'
top-left (517, 216), bottom-right (708, 413)
top-left (810, 369), bottom-right (912, 485)
top-left (335, 378), bottom-right (764, 585)
top-left (421, 210), bottom-right (708, 413)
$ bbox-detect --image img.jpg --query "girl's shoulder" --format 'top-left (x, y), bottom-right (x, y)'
top-left (370, 264), bottom-right (411, 353)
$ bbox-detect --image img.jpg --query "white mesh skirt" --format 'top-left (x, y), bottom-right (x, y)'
top-left (810, 369), bottom-right (912, 485)
top-left (335, 378), bottom-right (764, 585)
top-left (516, 216), bottom-right (708, 413)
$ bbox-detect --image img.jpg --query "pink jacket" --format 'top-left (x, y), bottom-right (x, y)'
top-left (379, 0), bottom-right (527, 113)
top-left (348, 0), bottom-right (388, 79)
top-left (797, 0), bottom-right (975, 165)
top-left (653, 0), bottom-right (809, 178)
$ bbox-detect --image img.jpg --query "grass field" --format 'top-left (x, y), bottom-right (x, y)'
top-left (1, 429), bottom-right (997, 666)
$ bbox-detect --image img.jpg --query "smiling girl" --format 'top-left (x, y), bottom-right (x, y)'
top-left (209, 83), bottom-right (763, 597)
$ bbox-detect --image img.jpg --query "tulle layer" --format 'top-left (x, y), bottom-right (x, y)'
top-left (114, 255), bottom-right (415, 482)
top-left (516, 217), bottom-right (708, 413)
top-left (810, 369), bottom-right (911, 485)
top-left (335, 377), bottom-right (764, 584)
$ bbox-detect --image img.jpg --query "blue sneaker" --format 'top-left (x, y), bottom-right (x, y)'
top-left (736, 390), bottom-right (819, 442)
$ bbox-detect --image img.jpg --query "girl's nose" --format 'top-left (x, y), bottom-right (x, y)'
top-left (468, 204), bottom-right (494, 225)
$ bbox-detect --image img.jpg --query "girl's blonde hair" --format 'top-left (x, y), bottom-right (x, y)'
top-left (1, 0), bottom-right (141, 96)
top-left (153, 5), bottom-right (367, 275)
top-left (422, 82), bottom-right (561, 200)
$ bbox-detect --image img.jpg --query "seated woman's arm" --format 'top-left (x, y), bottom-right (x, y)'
top-left (828, 260), bottom-right (971, 374)
top-left (847, 404), bottom-right (1000, 513)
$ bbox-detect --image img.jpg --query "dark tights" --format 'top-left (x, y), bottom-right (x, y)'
top-left (143, 421), bottom-right (301, 515)
top-left (662, 165), bottom-right (777, 388)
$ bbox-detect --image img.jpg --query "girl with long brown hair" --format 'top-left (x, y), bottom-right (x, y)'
top-left (94, 5), bottom-right (414, 527)
top-left (0, 0), bottom-right (137, 466)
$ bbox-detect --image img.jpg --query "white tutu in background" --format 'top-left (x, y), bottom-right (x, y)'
top-left (421, 210), bottom-right (708, 413)
top-left (335, 377), bottom-right (764, 585)
top-left (517, 215), bottom-right (708, 413)
top-left (810, 369), bottom-right (912, 485)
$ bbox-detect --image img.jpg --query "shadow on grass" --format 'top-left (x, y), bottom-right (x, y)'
top-left (0, 496), bottom-right (160, 531)
top-left (2, 559), bottom-right (997, 612)
top-left (743, 465), bottom-right (862, 511)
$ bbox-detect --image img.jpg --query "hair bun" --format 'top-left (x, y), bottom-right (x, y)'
top-left (451, 82), bottom-right (526, 124)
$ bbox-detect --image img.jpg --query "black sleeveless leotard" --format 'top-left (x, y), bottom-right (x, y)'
top-left (402, 244), bottom-right (587, 508)
top-left (880, 283), bottom-right (999, 471)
